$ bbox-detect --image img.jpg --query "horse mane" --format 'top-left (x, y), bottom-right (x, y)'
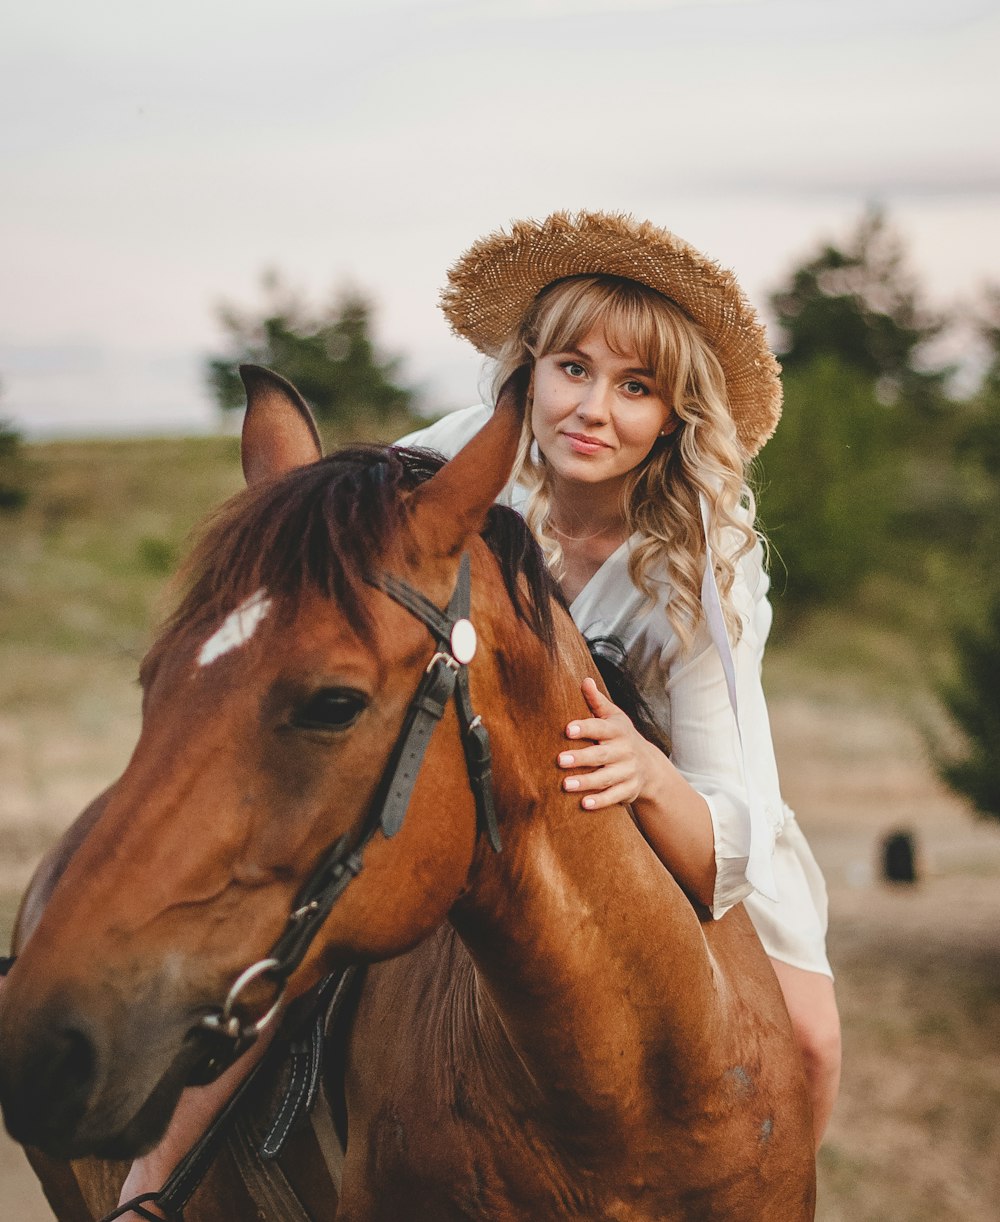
top-left (153, 445), bottom-right (560, 658)
top-left (150, 444), bottom-right (665, 753)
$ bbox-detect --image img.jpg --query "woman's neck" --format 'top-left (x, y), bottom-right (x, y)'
top-left (547, 473), bottom-right (627, 538)
top-left (546, 474), bottom-right (629, 602)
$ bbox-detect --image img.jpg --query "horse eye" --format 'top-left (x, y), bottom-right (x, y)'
top-left (292, 688), bottom-right (368, 731)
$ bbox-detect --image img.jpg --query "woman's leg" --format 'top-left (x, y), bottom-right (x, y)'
top-left (769, 958), bottom-right (841, 1151)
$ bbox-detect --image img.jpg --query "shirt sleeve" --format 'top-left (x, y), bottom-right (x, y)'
top-left (662, 538), bottom-right (786, 920)
top-left (395, 404), bottom-right (492, 457)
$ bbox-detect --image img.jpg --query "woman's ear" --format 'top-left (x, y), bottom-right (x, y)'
top-left (659, 412), bottom-right (681, 439)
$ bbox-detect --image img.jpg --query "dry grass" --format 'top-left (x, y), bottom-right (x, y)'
top-left (1, 436), bottom-right (998, 1220)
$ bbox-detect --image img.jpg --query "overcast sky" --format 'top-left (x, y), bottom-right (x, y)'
top-left (2, 0), bottom-right (998, 435)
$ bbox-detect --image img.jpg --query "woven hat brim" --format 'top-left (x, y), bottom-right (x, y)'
top-left (441, 211), bottom-right (781, 457)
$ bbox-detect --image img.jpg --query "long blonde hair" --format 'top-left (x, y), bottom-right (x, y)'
top-left (491, 274), bottom-right (757, 649)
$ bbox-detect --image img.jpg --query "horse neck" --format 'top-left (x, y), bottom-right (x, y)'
top-left (451, 606), bottom-right (723, 1109)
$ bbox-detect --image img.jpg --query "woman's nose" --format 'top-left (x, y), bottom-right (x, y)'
top-left (575, 382), bottom-right (611, 423)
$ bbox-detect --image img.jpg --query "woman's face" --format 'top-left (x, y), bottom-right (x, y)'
top-left (530, 325), bottom-right (676, 492)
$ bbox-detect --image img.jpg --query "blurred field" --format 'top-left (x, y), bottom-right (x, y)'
top-left (2, 435), bottom-right (998, 1220)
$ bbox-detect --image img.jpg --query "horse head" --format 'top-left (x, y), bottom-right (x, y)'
top-left (0, 365), bottom-right (548, 1158)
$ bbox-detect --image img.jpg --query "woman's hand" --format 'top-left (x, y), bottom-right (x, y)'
top-left (557, 677), bottom-right (659, 809)
top-left (112, 1028), bottom-right (273, 1221)
top-left (558, 677), bottom-right (717, 909)
top-left (115, 1159), bottom-right (169, 1219)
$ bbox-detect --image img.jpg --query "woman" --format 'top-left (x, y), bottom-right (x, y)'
top-left (115, 212), bottom-right (839, 1218)
top-left (400, 211), bottom-right (840, 1144)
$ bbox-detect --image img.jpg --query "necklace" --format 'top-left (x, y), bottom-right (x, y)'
top-left (548, 517), bottom-right (620, 545)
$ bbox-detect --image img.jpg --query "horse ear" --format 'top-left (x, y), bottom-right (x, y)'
top-left (240, 365), bottom-right (323, 487)
top-left (406, 367), bottom-right (531, 557)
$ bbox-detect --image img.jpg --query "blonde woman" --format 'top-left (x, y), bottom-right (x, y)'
top-left (114, 213), bottom-right (839, 1218)
top-left (399, 213), bottom-right (841, 1146)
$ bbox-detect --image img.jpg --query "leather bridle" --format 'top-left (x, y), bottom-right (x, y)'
top-left (189, 552), bottom-right (500, 1084)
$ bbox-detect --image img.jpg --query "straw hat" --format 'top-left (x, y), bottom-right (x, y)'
top-left (440, 210), bottom-right (782, 456)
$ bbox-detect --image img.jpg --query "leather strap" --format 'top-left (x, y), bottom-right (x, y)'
top-left (151, 1045), bottom-right (267, 1217)
top-left (381, 555), bottom-right (499, 849)
top-left (99, 1192), bottom-right (169, 1221)
top-left (101, 972), bottom-right (353, 1222)
top-left (190, 552), bottom-right (499, 1083)
top-left (258, 969), bottom-right (353, 1159)
top-left (455, 674), bottom-right (501, 852)
top-left (262, 554), bottom-right (478, 981)
top-left (374, 650), bottom-right (460, 839)
top-left (225, 1115), bottom-right (313, 1222)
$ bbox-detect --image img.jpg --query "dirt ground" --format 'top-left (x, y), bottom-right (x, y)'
top-left (2, 669), bottom-right (999, 1220)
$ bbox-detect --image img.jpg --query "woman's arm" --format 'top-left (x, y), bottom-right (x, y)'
top-left (666, 542), bottom-right (786, 916)
top-left (564, 541), bottom-right (785, 919)
top-left (115, 1031), bottom-right (272, 1216)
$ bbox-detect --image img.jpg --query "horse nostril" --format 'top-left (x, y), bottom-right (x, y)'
top-left (50, 1024), bottom-right (97, 1095)
top-left (2, 1020), bottom-right (99, 1149)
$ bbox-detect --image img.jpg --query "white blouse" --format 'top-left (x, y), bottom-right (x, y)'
top-left (396, 405), bottom-right (786, 920)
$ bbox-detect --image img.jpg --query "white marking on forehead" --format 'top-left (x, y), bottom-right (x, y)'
top-left (197, 589), bottom-right (272, 668)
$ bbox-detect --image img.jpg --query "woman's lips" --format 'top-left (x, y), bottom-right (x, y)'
top-left (563, 432), bottom-right (610, 455)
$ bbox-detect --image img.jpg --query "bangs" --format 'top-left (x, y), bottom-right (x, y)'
top-left (525, 274), bottom-right (728, 412)
top-left (531, 276), bottom-right (680, 385)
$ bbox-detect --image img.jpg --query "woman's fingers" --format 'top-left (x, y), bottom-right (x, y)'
top-left (578, 780), bottom-right (638, 810)
top-left (562, 761), bottom-right (632, 793)
top-left (565, 715), bottom-right (620, 743)
top-left (558, 677), bottom-right (647, 808)
top-left (558, 741), bottom-right (623, 769)
top-left (567, 680), bottom-right (629, 743)
top-left (580, 675), bottom-right (617, 716)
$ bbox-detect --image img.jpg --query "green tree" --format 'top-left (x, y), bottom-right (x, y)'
top-left (761, 208), bottom-right (970, 615)
top-left (771, 206), bottom-right (947, 416)
top-left (936, 288), bottom-right (1000, 822)
top-left (943, 286), bottom-right (1000, 603)
top-left (957, 286), bottom-right (1000, 467)
top-left (938, 592), bottom-right (1000, 823)
top-left (755, 356), bottom-right (899, 607)
top-left (206, 271), bottom-right (414, 424)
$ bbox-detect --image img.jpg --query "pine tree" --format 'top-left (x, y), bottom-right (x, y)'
top-left (770, 205), bottom-right (947, 415)
top-left (205, 272), bottom-right (414, 425)
top-left (939, 594), bottom-right (1000, 822)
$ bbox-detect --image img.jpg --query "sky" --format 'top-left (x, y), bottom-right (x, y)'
top-left (2, 0), bottom-right (998, 436)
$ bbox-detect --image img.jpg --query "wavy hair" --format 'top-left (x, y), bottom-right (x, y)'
top-left (490, 275), bottom-right (757, 649)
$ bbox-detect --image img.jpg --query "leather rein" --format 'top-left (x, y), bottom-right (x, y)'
top-left (188, 552), bottom-right (500, 1084)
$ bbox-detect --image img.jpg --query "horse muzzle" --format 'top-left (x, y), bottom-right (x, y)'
top-left (0, 972), bottom-right (211, 1159)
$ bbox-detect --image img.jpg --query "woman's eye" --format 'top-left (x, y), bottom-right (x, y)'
top-left (623, 380), bottom-right (649, 396)
top-left (561, 361), bottom-right (586, 378)
top-left (292, 688), bottom-right (368, 731)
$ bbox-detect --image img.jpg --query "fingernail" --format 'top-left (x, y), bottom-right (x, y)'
top-left (567, 724), bottom-right (580, 738)
top-left (582, 797), bottom-right (596, 809)
top-left (564, 777), bottom-right (579, 791)
top-left (558, 753), bottom-right (574, 766)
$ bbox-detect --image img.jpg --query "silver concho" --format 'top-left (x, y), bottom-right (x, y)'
top-left (450, 618), bottom-right (478, 665)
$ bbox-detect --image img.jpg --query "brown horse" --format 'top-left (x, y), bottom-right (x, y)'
top-left (0, 367), bottom-right (815, 1220)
